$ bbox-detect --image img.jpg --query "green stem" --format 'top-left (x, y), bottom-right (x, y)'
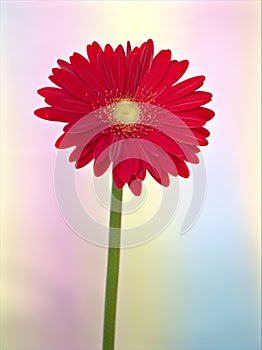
top-left (102, 181), bottom-right (123, 350)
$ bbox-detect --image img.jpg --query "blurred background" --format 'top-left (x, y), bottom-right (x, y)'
top-left (1, 1), bottom-right (260, 349)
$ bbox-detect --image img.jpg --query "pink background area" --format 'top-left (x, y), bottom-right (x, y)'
top-left (1, 1), bottom-right (260, 349)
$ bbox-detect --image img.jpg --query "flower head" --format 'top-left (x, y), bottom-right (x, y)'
top-left (35, 39), bottom-right (214, 196)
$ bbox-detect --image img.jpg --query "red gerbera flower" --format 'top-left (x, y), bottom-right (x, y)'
top-left (35, 39), bottom-right (214, 196)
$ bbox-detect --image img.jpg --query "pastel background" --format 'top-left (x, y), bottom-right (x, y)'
top-left (1, 1), bottom-right (260, 350)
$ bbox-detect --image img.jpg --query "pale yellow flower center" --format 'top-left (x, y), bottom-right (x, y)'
top-left (114, 100), bottom-right (140, 124)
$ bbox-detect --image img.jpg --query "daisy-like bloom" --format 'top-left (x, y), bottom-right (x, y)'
top-left (35, 39), bottom-right (214, 196)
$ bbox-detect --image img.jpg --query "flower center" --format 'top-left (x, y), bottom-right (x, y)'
top-left (114, 100), bottom-right (140, 124)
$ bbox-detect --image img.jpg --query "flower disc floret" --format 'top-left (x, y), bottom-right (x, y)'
top-left (113, 100), bottom-right (140, 124)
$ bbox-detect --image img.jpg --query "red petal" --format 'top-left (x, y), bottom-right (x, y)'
top-left (136, 161), bottom-right (146, 180)
top-left (152, 60), bottom-right (189, 98)
top-left (75, 147), bottom-right (94, 168)
top-left (92, 134), bottom-right (114, 175)
top-left (157, 76), bottom-right (205, 104)
top-left (163, 126), bottom-right (208, 146)
top-left (146, 160), bottom-right (170, 186)
top-left (63, 115), bottom-right (102, 133)
top-left (145, 128), bottom-right (201, 163)
top-left (126, 41), bottom-right (131, 58)
top-left (154, 109), bottom-right (211, 130)
top-left (193, 127), bottom-right (210, 138)
top-left (132, 158), bottom-right (139, 175)
top-left (113, 169), bottom-right (125, 189)
top-left (37, 87), bottom-right (64, 97)
top-left (129, 178), bottom-right (142, 196)
top-left (55, 129), bottom-right (102, 149)
top-left (52, 68), bottom-right (98, 102)
top-left (177, 107), bottom-right (215, 121)
top-left (173, 142), bottom-right (200, 163)
top-left (55, 133), bottom-right (77, 149)
top-left (172, 113), bottom-right (208, 128)
top-left (34, 107), bottom-right (83, 122)
top-left (124, 50), bottom-right (140, 96)
top-left (57, 59), bottom-right (72, 72)
top-left (114, 45), bottom-right (126, 96)
top-left (138, 141), bottom-right (174, 183)
top-left (38, 86), bottom-right (85, 105)
top-left (108, 134), bottom-right (125, 162)
top-left (136, 39), bottom-right (154, 87)
top-left (86, 41), bottom-right (103, 71)
top-left (45, 96), bottom-right (91, 113)
top-left (153, 114), bottom-right (203, 144)
top-left (69, 52), bottom-right (105, 98)
top-left (94, 132), bottom-right (114, 160)
top-left (164, 60), bottom-right (189, 86)
top-left (48, 75), bottom-right (62, 88)
top-left (141, 49), bottom-right (171, 96)
top-left (145, 162), bottom-right (161, 185)
top-left (97, 47), bottom-right (117, 95)
top-left (93, 155), bottom-right (111, 176)
top-left (115, 159), bottom-right (133, 183)
top-left (69, 141), bottom-right (95, 163)
top-left (171, 157), bottom-right (190, 178)
top-left (167, 91), bottom-right (213, 111)
top-left (94, 159), bottom-right (111, 176)
top-left (144, 131), bottom-right (186, 160)
top-left (171, 108), bottom-right (215, 128)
